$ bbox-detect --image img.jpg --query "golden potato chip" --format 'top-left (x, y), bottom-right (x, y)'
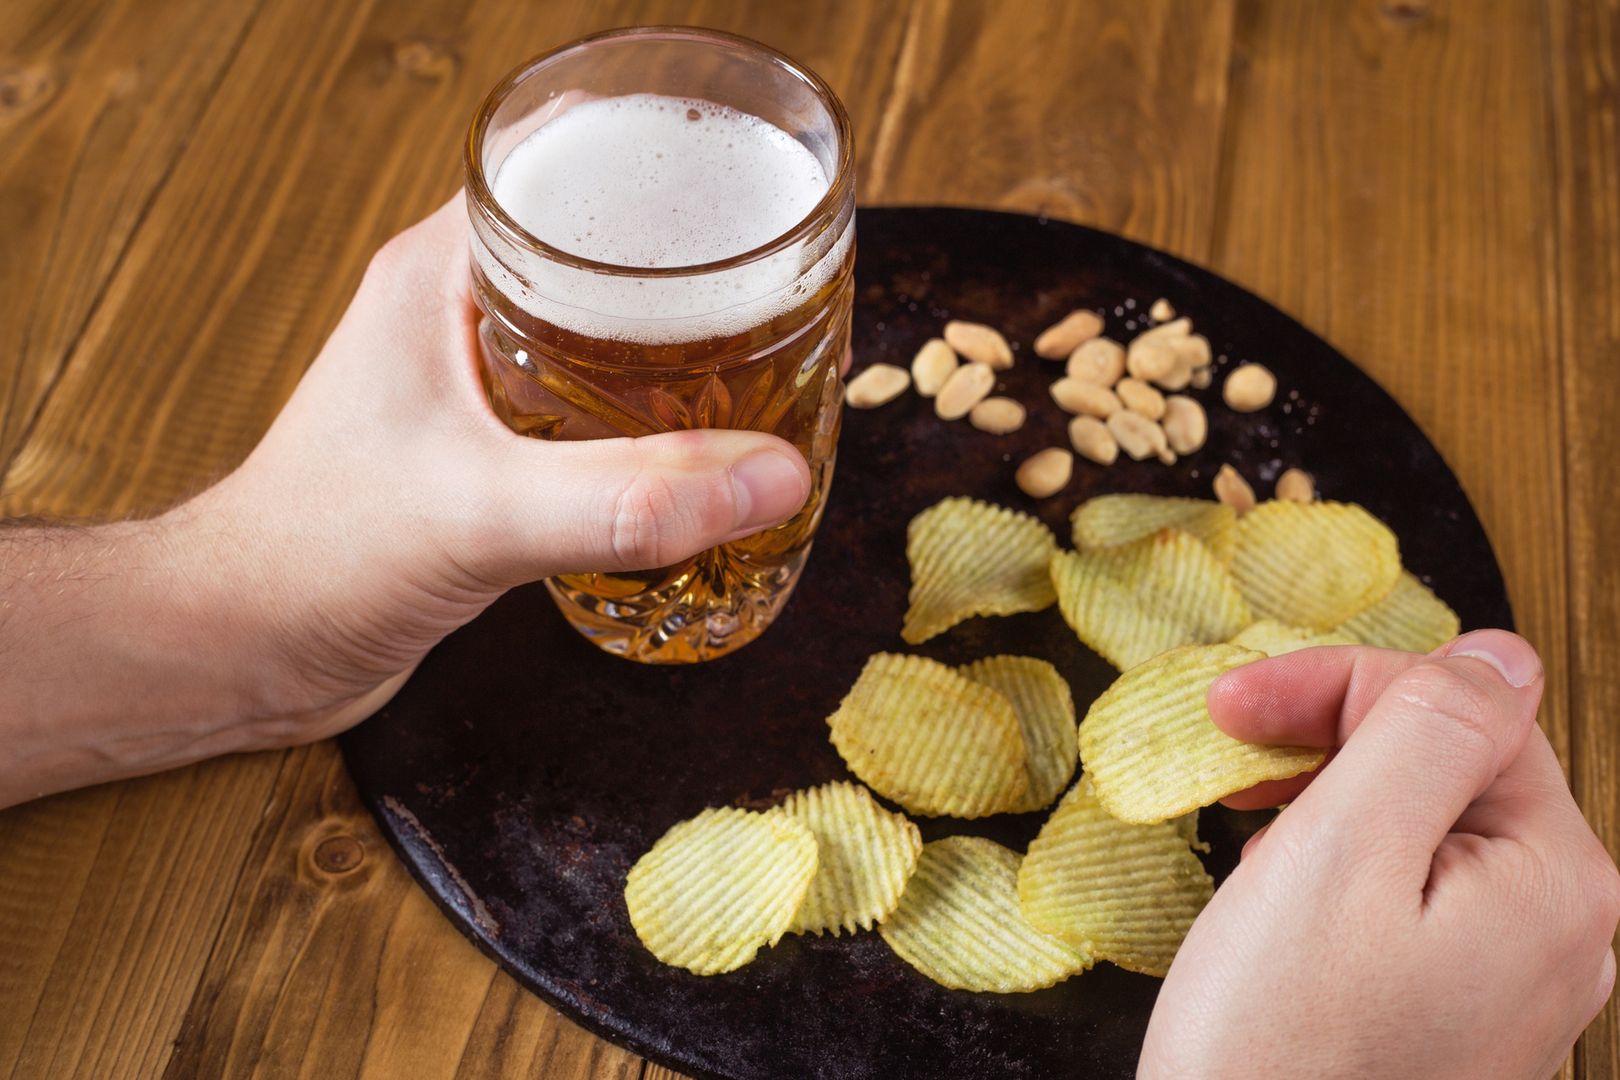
top-left (1079, 644), bottom-right (1325, 823)
top-left (1231, 500), bottom-right (1400, 629)
top-left (1230, 619), bottom-right (1360, 657)
top-left (1174, 808), bottom-right (1211, 853)
top-left (1337, 570), bottom-right (1460, 653)
top-left (959, 655), bottom-right (1078, 813)
top-left (827, 653), bottom-right (1028, 818)
top-left (902, 497), bottom-right (1058, 644)
top-left (782, 781), bottom-right (922, 936)
top-left (1071, 493), bottom-right (1237, 565)
top-left (625, 807), bottom-right (817, 975)
top-left (880, 836), bottom-right (1090, 992)
top-left (1018, 778), bottom-right (1213, 976)
top-left (1050, 529), bottom-right (1251, 671)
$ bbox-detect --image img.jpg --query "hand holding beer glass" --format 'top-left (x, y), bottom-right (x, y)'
top-left (466, 28), bottom-right (855, 664)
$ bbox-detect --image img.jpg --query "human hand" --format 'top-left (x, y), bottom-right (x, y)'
top-left (175, 193), bottom-right (816, 745)
top-left (1138, 631), bottom-right (1620, 1079)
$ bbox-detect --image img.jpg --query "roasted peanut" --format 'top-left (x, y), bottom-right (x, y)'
top-left (1016, 447), bottom-right (1074, 498)
top-left (1190, 366), bottom-right (1213, 390)
top-left (1223, 363), bottom-right (1277, 412)
top-left (1276, 467), bottom-right (1315, 503)
top-left (1051, 378), bottom-right (1122, 417)
top-left (1116, 377), bottom-right (1167, 420)
top-left (911, 338), bottom-right (958, 397)
top-left (1034, 309), bottom-right (1104, 359)
top-left (1149, 297), bottom-right (1175, 322)
top-left (1108, 409), bottom-right (1174, 464)
top-left (1067, 337), bottom-right (1127, 385)
top-left (1172, 333), bottom-right (1212, 369)
top-left (1162, 395), bottom-right (1208, 455)
top-left (934, 361), bottom-right (997, 420)
top-left (1133, 316), bottom-right (1192, 346)
top-left (1214, 464), bottom-right (1257, 514)
top-left (944, 320), bottom-right (1014, 370)
top-left (1126, 338), bottom-right (1180, 384)
top-left (844, 363), bottom-right (910, 408)
top-left (969, 396), bottom-right (1027, 435)
top-left (1156, 356), bottom-right (1193, 391)
top-left (1069, 415), bottom-right (1119, 465)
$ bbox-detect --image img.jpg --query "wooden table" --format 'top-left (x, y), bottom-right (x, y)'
top-left (1, 1), bottom-right (1615, 1076)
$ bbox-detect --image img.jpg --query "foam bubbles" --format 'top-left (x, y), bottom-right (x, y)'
top-left (477, 93), bottom-right (849, 345)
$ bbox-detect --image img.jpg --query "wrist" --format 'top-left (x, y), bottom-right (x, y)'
top-left (0, 500), bottom-right (288, 806)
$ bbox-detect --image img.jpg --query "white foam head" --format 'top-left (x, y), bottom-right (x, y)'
top-left (477, 93), bottom-right (849, 345)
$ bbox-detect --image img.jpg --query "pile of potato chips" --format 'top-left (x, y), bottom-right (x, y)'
top-left (625, 491), bottom-right (1459, 990)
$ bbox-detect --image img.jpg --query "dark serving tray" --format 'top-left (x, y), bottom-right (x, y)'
top-left (340, 207), bottom-right (1512, 1080)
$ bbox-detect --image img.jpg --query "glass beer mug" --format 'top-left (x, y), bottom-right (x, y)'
top-left (464, 27), bottom-right (855, 664)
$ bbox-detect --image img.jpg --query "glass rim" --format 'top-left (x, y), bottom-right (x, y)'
top-left (464, 25), bottom-right (855, 280)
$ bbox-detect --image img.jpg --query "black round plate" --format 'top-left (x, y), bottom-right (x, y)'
top-left (340, 208), bottom-right (1512, 1080)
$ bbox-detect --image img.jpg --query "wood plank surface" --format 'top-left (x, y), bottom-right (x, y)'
top-left (1548, 0), bottom-right (1620, 1076)
top-left (1210, 3), bottom-right (1584, 1074)
top-left (0, 0), bottom-right (1613, 1077)
top-left (0, 0), bottom-right (265, 474)
top-left (859, 0), bottom-right (1236, 257)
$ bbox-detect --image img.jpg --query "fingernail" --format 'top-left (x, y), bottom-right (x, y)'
top-left (730, 450), bottom-right (808, 531)
top-left (1448, 629), bottom-right (1541, 688)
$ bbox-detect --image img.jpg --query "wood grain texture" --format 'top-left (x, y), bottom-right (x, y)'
top-left (0, 0), bottom-right (264, 475)
top-left (862, 0), bottom-right (1237, 258)
top-left (1548, 0), bottom-right (1620, 1076)
top-left (0, 0), bottom-right (1614, 1077)
top-left (1210, 3), bottom-right (1576, 1070)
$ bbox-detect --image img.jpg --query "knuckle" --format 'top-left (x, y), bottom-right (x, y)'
top-left (608, 470), bottom-right (682, 570)
top-left (362, 234), bottom-right (411, 286)
top-left (605, 465), bottom-right (734, 570)
top-left (1586, 848), bottom-right (1620, 934)
top-left (1389, 661), bottom-right (1506, 756)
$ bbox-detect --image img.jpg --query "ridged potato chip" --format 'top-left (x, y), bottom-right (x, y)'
top-left (1051, 529), bottom-right (1251, 671)
top-left (827, 653), bottom-right (1028, 818)
top-left (1337, 570), bottom-right (1460, 653)
top-left (1231, 500), bottom-right (1400, 629)
top-left (1230, 619), bottom-right (1360, 657)
top-left (1079, 644), bottom-right (1325, 823)
top-left (960, 655), bottom-right (1078, 813)
top-left (782, 781), bottom-right (922, 936)
top-left (902, 497), bottom-right (1058, 644)
top-left (1018, 778), bottom-right (1213, 976)
top-left (625, 807), bottom-right (817, 975)
top-left (880, 836), bottom-right (1091, 992)
top-left (1071, 494), bottom-right (1238, 565)
top-left (1174, 808), bottom-right (1211, 853)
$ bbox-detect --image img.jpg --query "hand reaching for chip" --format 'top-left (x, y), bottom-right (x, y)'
top-left (1138, 630), bottom-right (1620, 1079)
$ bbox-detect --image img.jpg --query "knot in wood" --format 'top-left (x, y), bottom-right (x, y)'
top-left (392, 39), bottom-right (457, 81)
top-left (313, 835), bottom-right (364, 874)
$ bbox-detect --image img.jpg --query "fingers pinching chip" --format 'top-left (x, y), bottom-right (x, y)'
top-left (1336, 570), bottom-right (1460, 653)
top-left (959, 655), bottom-right (1078, 813)
top-left (1079, 644), bottom-right (1325, 823)
top-left (1230, 619), bottom-right (1360, 657)
top-left (782, 781), bottom-right (922, 936)
top-left (1071, 493), bottom-right (1238, 566)
top-left (1050, 529), bottom-right (1251, 671)
top-left (880, 836), bottom-right (1091, 992)
top-left (625, 807), bottom-right (817, 975)
top-left (1231, 500), bottom-right (1400, 629)
top-left (827, 653), bottom-right (1029, 818)
top-left (902, 497), bottom-right (1058, 644)
top-left (1018, 777), bottom-right (1213, 977)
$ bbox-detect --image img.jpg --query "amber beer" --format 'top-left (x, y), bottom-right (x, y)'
top-left (465, 29), bottom-right (855, 664)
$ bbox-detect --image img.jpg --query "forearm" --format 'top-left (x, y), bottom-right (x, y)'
top-left (0, 498), bottom-right (274, 807)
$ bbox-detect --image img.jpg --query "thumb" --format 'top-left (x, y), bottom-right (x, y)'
top-left (475, 428), bottom-right (812, 585)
